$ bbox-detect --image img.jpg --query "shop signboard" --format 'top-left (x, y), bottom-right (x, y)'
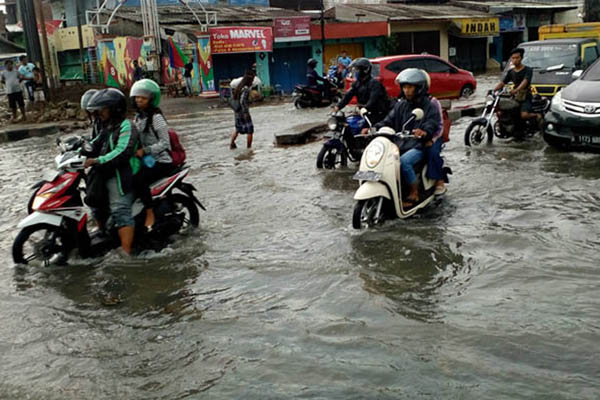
top-left (460, 17), bottom-right (500, 36)
top-left (209, 26), bottom-right (273, 54)
top-left (500, 15), bottom-right (526, 32)
top-left (274, 16), bottom-right (311, 42)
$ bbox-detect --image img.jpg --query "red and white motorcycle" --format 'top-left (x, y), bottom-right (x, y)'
top-left (13, 136), bottom-right (205, 265)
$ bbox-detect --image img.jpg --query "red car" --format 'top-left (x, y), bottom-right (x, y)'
top-left (345, 54), bottom-right (477, 99)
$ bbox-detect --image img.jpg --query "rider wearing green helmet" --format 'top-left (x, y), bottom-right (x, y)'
top-left (130, 78), bottom-right (173, 229)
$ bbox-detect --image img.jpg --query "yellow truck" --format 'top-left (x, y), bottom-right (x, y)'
top-left (517, 23), bottom-right (600, 97)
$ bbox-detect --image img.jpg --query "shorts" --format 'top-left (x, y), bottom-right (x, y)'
top-left (519, 98), bottom-right (533, 113)
top-left (7, 92), bottom-right (24, 110)
top-left (106, 177), bottom-right (134, 228)
top-left (234, 112), bottom-right (254, 134)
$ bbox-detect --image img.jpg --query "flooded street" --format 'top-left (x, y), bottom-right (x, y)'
top-left (1, 100), bottom-right (599, 399)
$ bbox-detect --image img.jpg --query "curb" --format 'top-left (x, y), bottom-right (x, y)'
top-left (275, 123), bottom-right (328, 146)
top-left (448, 103), bottom-right (485, 122)
top-left (0, 121), bottom-right (87, 144)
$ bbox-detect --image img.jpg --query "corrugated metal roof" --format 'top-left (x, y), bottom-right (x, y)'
top-left (452, 0), bottom-right (579, 11)
top-left (339, 4), bottom-right (494, 21)
top-left (113, 5), bottom-right (318, 25)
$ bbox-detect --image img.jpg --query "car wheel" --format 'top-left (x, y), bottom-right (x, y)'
top-left (460, 84), bottom-right (474, 98)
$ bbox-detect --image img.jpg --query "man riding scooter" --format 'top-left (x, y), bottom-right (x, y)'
top-left (374, 69), bottom-right (441, 208)
top-left (334, 58), bottom-right (390, 127)
top-left (494, 47), bottom-right (538, 138)
top-left (307, 58), bottom-right (326, 96)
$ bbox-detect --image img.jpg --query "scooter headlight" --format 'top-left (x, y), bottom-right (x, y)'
top-left (327, 117), bottom-right (338, 131)
top-left (551, 91), bottom-right (564, 112)
top-left (365, 141), bottom-right (385, 169)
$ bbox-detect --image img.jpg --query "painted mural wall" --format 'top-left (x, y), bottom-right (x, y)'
top-left (197, 36), bottom-right (215, 92)
top-left (97, 37), bottom-right (152, 88)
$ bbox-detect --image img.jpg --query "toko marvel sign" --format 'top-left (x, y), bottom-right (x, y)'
top-left (209, 27), bottom-right (273, 54)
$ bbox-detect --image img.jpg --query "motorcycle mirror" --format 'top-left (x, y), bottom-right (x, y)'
top-left (412, 108), bottom-right (425, 121)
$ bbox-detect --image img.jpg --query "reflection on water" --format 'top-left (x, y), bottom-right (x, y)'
top-left (0, 106), bottom-right (599, 398)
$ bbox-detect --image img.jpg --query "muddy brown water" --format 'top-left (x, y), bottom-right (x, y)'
top-left (0, 102), bottom-right (599, 399)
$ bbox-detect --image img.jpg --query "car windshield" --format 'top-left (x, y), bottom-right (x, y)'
top-left (520, 44), bottom-right (578, 70)
top-left (582, 59), bottom-right (600, 80)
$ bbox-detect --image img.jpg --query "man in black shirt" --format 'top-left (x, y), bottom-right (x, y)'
top-left (184, 58), bottom-right (194, 97)
top-left (494, 48), bottom-right (537, 122)
top-left (334, 57), bottom-right (390, 129)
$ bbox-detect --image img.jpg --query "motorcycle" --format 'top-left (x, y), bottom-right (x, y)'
top-left (352, 109), bottom-right (450, 229)
top-left (13, 136), bottom-right (205, 266)
top-left (464, 88), bottom-right (550, 146)
top-left (293, 78), bottom-right (341, 109)
top-left (316, 109), bottom-right (372, 169)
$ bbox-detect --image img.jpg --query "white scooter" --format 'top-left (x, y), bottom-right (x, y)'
top-left (352, 109), bottom-right (446, 229)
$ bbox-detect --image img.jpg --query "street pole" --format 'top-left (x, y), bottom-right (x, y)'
top-left (75, 0), bottom-right (87, 82)
top-left (320, 0), bottom-right (326, 72)
top-left (34, 0), bottom-right (54, 100)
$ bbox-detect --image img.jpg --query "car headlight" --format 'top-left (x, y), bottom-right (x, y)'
top-left (365, 141), bottom-right (385, 169)
top-left (327, 117), bottom-right (338, 131)
top-left (551, 91), bottom-right (564, 112)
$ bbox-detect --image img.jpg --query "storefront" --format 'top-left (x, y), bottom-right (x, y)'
top-left (450, 17), bottom-right (499, 72)
top-left (209, 26), bottom-right (273, 90)
top-left (270, 16), bottom-right (312, 93)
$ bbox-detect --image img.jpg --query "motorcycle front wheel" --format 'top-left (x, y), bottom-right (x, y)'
top-left (464, 119), bottom-right (493, 146)
top-left (316, 146), bottom-right (348, 169)
top-left (294, 98), bottom-right (305, 109)
top-left (12, 224), bottom-right (70, 266)
top-left (352, 198), bottom-right (384, 230)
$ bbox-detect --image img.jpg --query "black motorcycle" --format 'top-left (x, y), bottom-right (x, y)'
top-left (293, 78), bottom-right (341, 109)
top-left (317, 110), bottom-right (371, 169)
top-left (464, 88), bottom-right (550, 146)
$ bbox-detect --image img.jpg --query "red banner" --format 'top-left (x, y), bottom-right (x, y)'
top-left (209, 26), bottom-right (273, 54)
top-left (274, 16), bottom-right (311, 42)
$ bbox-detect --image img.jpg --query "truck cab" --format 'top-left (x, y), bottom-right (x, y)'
top-left (505, 38), bottom-right (599, 97)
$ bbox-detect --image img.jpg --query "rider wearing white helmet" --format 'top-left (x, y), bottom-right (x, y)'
top-left (374, 68), bottom-right (442, 208)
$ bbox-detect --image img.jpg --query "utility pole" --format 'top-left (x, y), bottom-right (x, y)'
top-left (75, 0), bottom-right (87, 82)
top-left (20, 0), bottom-right (50, 100)
top-left (320, 0), bottom-right (326, 71)
top-left (34, 0), bottom-right (54, 100)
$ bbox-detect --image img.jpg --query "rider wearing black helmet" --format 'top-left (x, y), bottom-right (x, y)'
top-left (84, 88), bottom-right (141, 256)
top-left (306, 58), bottom-right (326, 93)
top-left (334, 57), bottom-right (390, 127)
top-left (374, 68), bottom-right (442, 208)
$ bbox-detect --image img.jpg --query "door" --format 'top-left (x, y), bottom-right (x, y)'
top-left (269, 46), bottom-right (312, 94)
top-left (324, 43), bottom-right (364, 71)
top-left (423, 58), bottom-right (461, 98)
top-left (212, 53), bottom-right (256, 90)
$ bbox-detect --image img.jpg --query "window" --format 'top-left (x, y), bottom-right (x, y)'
top-left (583, 45), bottom-right (599, 68)
top-left (385, 59), bottom-right (424, 74)
top-left (424, 59), bottom-right (452, 73)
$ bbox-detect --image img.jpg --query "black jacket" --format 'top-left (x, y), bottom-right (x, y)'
top-left (337, 76), bottom-right (390, 124)
top-left (375, 96), bottom-right (441, 147)
top-left (306, 67), bottom-right (325, 87)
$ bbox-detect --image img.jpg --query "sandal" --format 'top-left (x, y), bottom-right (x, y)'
top-left (402, 198), bottom-right (419, 209)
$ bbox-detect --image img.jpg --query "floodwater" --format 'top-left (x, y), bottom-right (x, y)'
top-left (0, 99), bottom-right (599, 399)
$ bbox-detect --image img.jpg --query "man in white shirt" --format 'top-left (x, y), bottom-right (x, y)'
top-left (1, 59), bottom-right (27, 121)
top-left (18, 55), bottom-right (36, 102)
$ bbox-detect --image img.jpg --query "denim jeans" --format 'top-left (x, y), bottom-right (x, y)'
top-left (106, 177), bottom-right (134, 228)
top-left (185, 77), bottom-right (193, 95)
top-left (425, 139), bottom-right (444, 181)
top-left (400, 148), bottom-right (423, 185)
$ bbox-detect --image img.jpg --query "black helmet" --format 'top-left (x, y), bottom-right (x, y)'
top-left (307, 58), bottom-right (318, 68)
top-left (396, 68), bottom-right (429, 99)
top-left (349, 57), bottom-right (372, 80)
top-left (87, 88), bottom-right (127, 118)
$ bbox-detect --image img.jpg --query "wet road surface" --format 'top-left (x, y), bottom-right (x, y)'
top-left (0, 100), bottom-right (599, 399)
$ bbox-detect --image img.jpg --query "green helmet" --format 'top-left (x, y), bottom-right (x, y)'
top-left (130, 78), bottom-right (161, 108)
top-left (80, 89), bottom-right (98, 111)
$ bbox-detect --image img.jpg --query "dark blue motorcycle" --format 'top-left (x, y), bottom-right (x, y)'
top-left (316, 110), bottom-right (372, 169)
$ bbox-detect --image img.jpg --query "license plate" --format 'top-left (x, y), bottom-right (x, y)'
top-left (572, 135), bottom-right (600, 145)
top-left (353, 170), bottom-right (381, 181)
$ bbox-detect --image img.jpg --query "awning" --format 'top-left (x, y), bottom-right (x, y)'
top-left (310, 21), bottom-right (388, 40)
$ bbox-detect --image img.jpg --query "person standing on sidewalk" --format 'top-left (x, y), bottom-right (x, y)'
top-left (18, 56), bottom-right (36, 102)
top-left (133, 60), bottom-right (145, 82)
top-left (1, 60), bottom-right (27, 122)
top-left (229, 70), bottom-right (255, 149)
top-left (183, 58), bottom-right (194, 97)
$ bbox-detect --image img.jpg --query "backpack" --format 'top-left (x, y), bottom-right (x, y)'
top-left (148, 116), bottom-right (186, 167)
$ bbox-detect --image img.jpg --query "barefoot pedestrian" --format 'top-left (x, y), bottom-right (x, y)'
top-left (230, 70), bottom-right (255, 149)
